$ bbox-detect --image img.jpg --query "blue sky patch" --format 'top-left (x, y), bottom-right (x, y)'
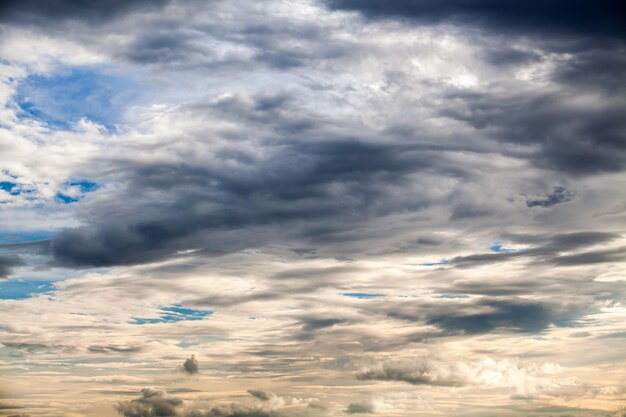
top-left (131, 304), bottom-right (213, 325)
top-left (0, 181), bottom-right (20, 196)
top-left (68, 180), bottom-right (100, 193)
top-left (15, 67), bottom-right (139, 130)
top-left (342, 292), bottom-right (385, 299)
top-left (0, 230), bottom-right (55, 244)
top-left (56, 193), bottom-right (79, 204)
top-left (56, 179), bottom-right (101, 204)
top-left (489, 242), bottom-right (517, 253)
top-left (0, 280), bottom-right (55, 300)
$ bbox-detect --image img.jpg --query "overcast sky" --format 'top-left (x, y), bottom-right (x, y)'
top-left (0, 1), bottom-right (625, 416)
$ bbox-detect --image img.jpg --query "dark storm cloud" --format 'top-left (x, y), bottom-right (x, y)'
top-left (441, 89), bottom-right (626, 175)
top-left (48, 93), bottom-right (465, 268)
top-left (324, 0), bottom-right (626, 39)
top-left (0, 0), bottom-right (169, 24)
top-left (0, 255), bottom-right (23, 278)
top-left (318, 2), bottom-right (626, 179)
top-left (526, 186), bottom-right (575, 208)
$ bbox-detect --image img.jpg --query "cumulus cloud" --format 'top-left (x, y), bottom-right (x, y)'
top-left (357, 356), bottom-right (562, 396)
top-left (116, 388), bottom-right (184, 417)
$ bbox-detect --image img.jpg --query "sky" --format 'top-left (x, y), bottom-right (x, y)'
top-left (0, 1), bottom-right (625, 416)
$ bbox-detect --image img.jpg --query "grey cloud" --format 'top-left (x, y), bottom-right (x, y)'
top-left (116, 388), bottom-right (184, 417)
top-left (48, 91), bottom-right (462, 268)
top-left (296, 317), bottom-right (348, 341)
top-left (188, 407), bottom-right (273, 417)
top-left (386, 297), bottom-right (592, 335)
top-left (110, 4), bottom-right (361, 72)
top-left (0, 0), bottom-right (169, 24)
top-left (345, 401), bottom-right (375, 414)
top-left (483, 48), bottom-right (543, 68)
top-left (1, 341), bottom-right (75, 354)
top-left (526, 186), bottom-right (575, 208)
top-left (0, 254), bottom-right (23, 278)
top-left (117, 389), bottom-right (279, 417)
top-left (87, 345), bottom-right (142, 354)
top-left (424, 298), bottom-right (586, 334)
top-left (451, 232), bottom-right (621, 267)
top-left (357, 361), bottom-right (465, 387)
top-left (247, 390), bottom-right (277, 402)
top-left (324, 0), bottom-right (626, 39)
top-left (441, 89), bottom-right (626, 175)
top-left (553, 246), bottom-right (626, 266)
top-left (182, 355), bottom-right (199, 375)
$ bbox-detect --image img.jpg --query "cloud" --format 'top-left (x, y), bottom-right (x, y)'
top-left (345, 401), bottom-right (375, 414)
top-left (0, 254), bottom-right (23, 278)
top-left (357, 360), bottom-right (465, 387)
top-left (247, 390), bottom-right (276, 402)
top-left (0, 0), bottom-right (169, 25)
top-left (382, 296), bottom-right (593, 336)
top-left (116, 388), bottom-right (184, 417)
top-left (0, 1), bottom-right (625, 416)
top-left (450, 232), bottom-right (621, 267)
top-left (117, 389), bottom-right (289, 417)
top-left (324, 0), bottom-right (626, 38)
top-left (357, 356), bottom-right (562, 396)
top-left (424, 298), bottom-right (585, 334)
top-left (181, 355), bottom-right (199, 375)
top-left (526, 186), bottom-right (575, 208)
top-left (46, 123), bottom-right (456, 268)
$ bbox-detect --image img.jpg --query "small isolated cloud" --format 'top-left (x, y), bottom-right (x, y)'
top-left (346, 401), bottom-right (375, 414)
top-left (526, 186), bottom-right (575, 208)
top-left (181, 355), bottom-right (199, 375)
top-left (248, 390), bottom-right (277, 402)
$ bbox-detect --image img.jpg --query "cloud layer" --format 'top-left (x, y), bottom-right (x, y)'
top-left (0, 0), bottom-right (624, 416)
